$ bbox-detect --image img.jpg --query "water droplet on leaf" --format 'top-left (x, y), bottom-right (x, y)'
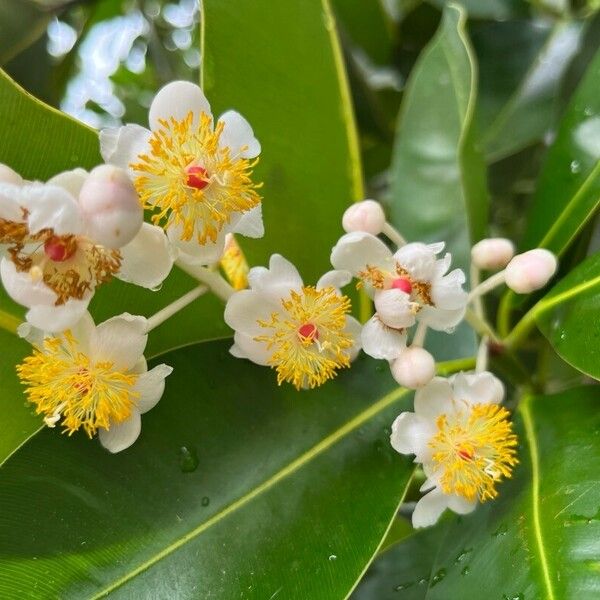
top-left (179, 446), bottom-right (199, 472)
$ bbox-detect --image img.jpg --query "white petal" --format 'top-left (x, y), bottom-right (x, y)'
top-left (316, 269), bottom-right (352, 291)
top-left (344, 315), bottom-right (362, 361)
top-left (330, 231), bottom-right (393, 275)
top-left (374, 289), bottom-right (416, 329)
top-left (393, 242), bottom-right (438, 281)
top-left (417, 305), bottom-right (466, 331)
top-left (431, 268), bottom-right (467, 310)
top-left (47, 168), bottom-right (88, 198)
top-left (217, 110), bottom-right (261, 159)
top-left (0, 183), bottom-right (27, 221)
top-left (447, 494), bottom-right (477, 515)
top-left (360, 315), bottom-right (406, 360)
top-left (22, 183), bottom-right (83, 235)
top-left (100, 124), bottom-right (152, 173)
top-left (414, 377), bottom-right (454, 420)
top-left (412, 487), bottom-right (449, 528)
top-left (99, 411), bottom-right (142, 454)
top-left (390, 412), bottom-right (434, 458)
top-left (149, 81), bottom-right (211, 131)
top-left (1, 258), bottom-right (57, 307)
top-left (90, 313), bottom-right (148, 370)
top-left (26, 299), bottom-right (90, 333)
top-left (118, 223), bottom-right (175, 289)
top-left (224, 290), bottom-right (281, 337)
top-left (134, 364), bottom-right (173, 414)
top-left (247, 254), bottom-right (303, 293)
top-left (233, 205), bottom-right (264, 238)
top-left (453, 371), bottom-right (504, 406)
top-left (168, 222), bottom-right (227, 266)
top-left (230, 332), bottom-right (271, 366)
top-left (68, 311), bottom-right (96, 354)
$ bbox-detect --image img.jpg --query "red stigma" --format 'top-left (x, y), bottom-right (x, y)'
top-left (186, 165), bottom-right (209, 190)
top-left (44, 236), bottom-right (77, 262)
top-left (298, 323), bottom-right (319, 342)
top-left (458, 449), bottom-right (473, 461)
top-left (391, 277), bottom-right (412, 294)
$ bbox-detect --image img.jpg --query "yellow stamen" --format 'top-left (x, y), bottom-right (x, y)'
top-left (429, 403), bottom-right (518, 502)
top-left (17, 332), bottom-right (139, 437)
top-left (131, 111), bottom-right (262, 245)
top-left (255, 286), bottom-right (353, 390)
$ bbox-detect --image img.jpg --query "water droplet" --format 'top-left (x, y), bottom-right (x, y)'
top-left (394, 581), bottom-right (414, 591)
top-left (178, 446), bottom-right (199, 473)
top-left (328, 554), bottom-right (337, 561)
top-left (201, 496), bottom-right (210, 507)
top-left (570, 160), bottom-right (581, 174)
top-left (502, 594), bottom-right (524, 600)
top-left (493, 523), bottom-right (508, 537)
top-left (454, 548), bottom-right (473, 563)
top-left (150, 283), bottom-right (163, 292)
top-left (430, 568), bottom-right (446, 587)
top-left (461, 565), bottom-right (470, 576)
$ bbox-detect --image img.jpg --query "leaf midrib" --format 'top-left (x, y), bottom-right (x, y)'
top-left (91, 387), bottom-right (410, 598)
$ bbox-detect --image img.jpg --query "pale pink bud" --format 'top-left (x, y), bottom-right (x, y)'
top-left (471, 238), bottom-right (515, 270)
top-left (390, 346), bottom-right (435, 389)
top-left (0, 164), bottom-right (23, 186)
top-left (342, 200), bottom-right (386, 235)
top-left (505, 249), bottom-right (557, 294)
top-left (79, 165), bottom-right (142, 248)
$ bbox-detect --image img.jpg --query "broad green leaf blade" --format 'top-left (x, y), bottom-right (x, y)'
top-left (0, 342), bottom-right (413, 598)
top-left (522, 46), bottom-right (600, 255)
top-left (481, 21), bottom-right (583, 163)
top-left (388, 3), bottom-right (486, 360)
top-left (354, 386), bottom-right (600, 598)
top-left (535, 252), bottom-right (600, 380)
top-left (202, 0), bottom-right (364, 284)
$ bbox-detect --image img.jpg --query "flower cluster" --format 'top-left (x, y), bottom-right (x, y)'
top-left (2, 80), bottom-right (558, 529)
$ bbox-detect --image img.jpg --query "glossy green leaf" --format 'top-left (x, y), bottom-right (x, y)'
top-left (0, 341), bottom-right (414, 598)
top-left (426, 0), bottom-right (529, 19)
top-left (202, 0), bottom-right (364, 285)
top-left (355, 386), bottom-right (600, 599)
top-left (535, 252), bottom-right (600, 380)
top-left (388, 3), bottom-right (486, 360)
top-left (522, 46), bottom-right (600, 255)
top-left (481, 21), bottom-right (583, 163)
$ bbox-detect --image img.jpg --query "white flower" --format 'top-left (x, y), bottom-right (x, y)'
top-left (331, 231), bottom-right (467, 331)
top-left (17, 312), bottom-right (172, 453)
top-left (390, 372), bottom-right (518, 528)
top-left (0, 166), bottom-right (174, 332)
top-left (224, 254), bottom-right (361, 390)
top-left (100, 80), bottom-right (263, 266)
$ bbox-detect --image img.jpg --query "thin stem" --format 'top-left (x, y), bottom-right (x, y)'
top-left (497, 291), bottom-right (514, 338)
top-left (465, 308), bottom-right (500, 343)
top-left (469, 264), bottom-right (484, 318)
top-left (467, 270), bottom-right (506, 302)
top-left (412, 321), bottom-right (428, 347)
top-left (382, 222), bottom-right (406, 247)
top-left (475, 336), bottom-right (489, 373)
top-left (177, 260), bottom-right (235, 302)
top-left (503, 305), bottom-right (539, 350)
top-left (146, 285), bottom-right (208, 332)
top-left (436, 356), bottom-right (476, 376)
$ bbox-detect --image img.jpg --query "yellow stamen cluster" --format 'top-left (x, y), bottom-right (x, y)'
top-left (429, 403), bottom-right (518, 502)
top-left (17, 332), bottom-right (139, 437)
top-left (255, 286), bottom-right (353, 390)
top-left (131, 111), bottom-right (261, 245)
top-left (220, 234), bottom-right (249, 290)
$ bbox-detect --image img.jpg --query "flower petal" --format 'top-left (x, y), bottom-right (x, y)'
top-left (316, 269), bottom-right (352, 291)
top-left (393, 242), bottom-right (439, 281)
top-left (22, 183), bottom-right (83, 235)
top-left (100, 124), bottom-right (152, 173)
top-left (361, 315), bottom-right (407, 360)
top-left (247, 254), bottom-right (303, 294)
top-left (390, 412), bottom-right (434, 458)
top-left (344, 315), bottom-right (362, 361)
top-left (134, 364), bottom-right (173, 414)
top-left (417, 305), bottom-right (466, 331)
top-left (230, 332), bottom-right (271, 366)
top-left (412, 487), bottom-right (449, 528)
top-left (374, 288), bottom-right (416, 329)
top-left (452, 371), bottom-right (504, 406)
top-left (233, 205), bottom-right (264, 238)
top-left (26, 299), bottom-right (91, 333)
top-left (330, 231), bottom-right (393, 275)
top-left (0, 183), bottom-right (25, 221)
top-left (118, 223), bottom-right (175, 289)
top-left (168, 221), bottom-right (227, 266)
top-left (1, 257), bottom-right (57, 308)
top-left (90, 313), bottom-right (148, 371)
top-left (224, 290), bottom-right (282, 337)
top-left (99, 411), bottom-right (141, 454)
top-left (414, 377), bottom-right (454, 420)
top-left (447, 494), bottom-right (477, 515)
top-left (47, 168), bottom-right (88, 198)
top-left (217, 110), bottom-right (261, 159)
top-left (431, 268), bottom-right (467, 310)
top-left (149, 81), bottom-right (211, 131)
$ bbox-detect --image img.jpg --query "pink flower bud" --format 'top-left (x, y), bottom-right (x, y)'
top-left (505, 249), bottom-right (557, 294)
top-left (342, 200), bottom-right (385, 235)
top-left (390, 346), bottom-right (435, 389)
top-left (79, 165), bottom-right (143, 248)
top-left (471, 238), bottom-right (515, 270)
top-left (0, 164), bottom-right (23, 186)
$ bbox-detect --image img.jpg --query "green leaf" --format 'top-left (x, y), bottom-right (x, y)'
top-left (481, 21), bottom-right (583, 163)
top-left (387, 3), bottom-right (486, 360)
top-left (522, 46), bottom-right (600, 255)
top-left (202, 0), bottom-right (364, 285)
top-left (535, 252), bottom-right (600, 380)
top-left (355, 386), bottom-right (600, 599)
top-left (0, 342), bottom-right (414, 598)
top-left (426, 0), bottom-right (529, 19)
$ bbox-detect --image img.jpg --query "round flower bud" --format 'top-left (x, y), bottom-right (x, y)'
top-left (505, 249), bottom-right (557, 294)
top-left (390, 346), bottom-right (435, 389)
top-left (471, 238), bottom-right (515, 271)
top-left (0, 164), bottom-right (23, 186)
top-left (342, 200), bottom-right (386, 235)
top-left (374, 289), bottom-right (416, 329)
top-left (79, 165), bottom-right (143, 248)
